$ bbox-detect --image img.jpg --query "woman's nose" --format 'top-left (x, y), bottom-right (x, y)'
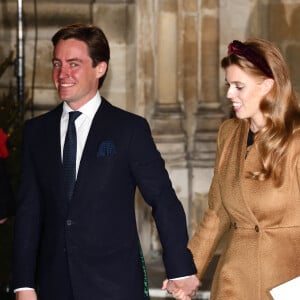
top-left (226, 86), bottom-right (234, 99)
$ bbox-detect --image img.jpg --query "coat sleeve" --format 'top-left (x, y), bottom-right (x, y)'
top-left (188, 121), bottom-right (231, 278)
top-left (129, 117), bottom-right (197, 279)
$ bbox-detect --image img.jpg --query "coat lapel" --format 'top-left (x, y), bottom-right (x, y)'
top-left (220, 120), bottom-right (259, 225)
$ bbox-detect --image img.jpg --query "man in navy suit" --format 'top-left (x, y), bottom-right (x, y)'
top-left (13, 24), bottom-right (199, 300)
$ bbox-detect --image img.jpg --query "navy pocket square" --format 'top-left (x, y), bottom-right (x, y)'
top-left (97, 140), bottom-right (116, 157)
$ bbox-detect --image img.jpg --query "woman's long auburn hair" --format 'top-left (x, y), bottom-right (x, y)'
top-left (221, 38), bottom-right (300, 186)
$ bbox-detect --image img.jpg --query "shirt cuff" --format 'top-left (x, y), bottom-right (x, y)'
top-left (14, 288), bottom-right (35, 293)
top-left (169, 275), bottom-right (194, 280)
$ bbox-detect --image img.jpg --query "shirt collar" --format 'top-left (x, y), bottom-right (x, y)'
top-left (62, 92), bottom-right (101, 120)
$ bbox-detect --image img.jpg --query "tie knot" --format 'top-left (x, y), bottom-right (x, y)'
top-left (68, 111), bottom-right (82, 123)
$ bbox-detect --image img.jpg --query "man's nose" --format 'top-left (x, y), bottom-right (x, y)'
top-left (58, 65), bottom-right (70, 78)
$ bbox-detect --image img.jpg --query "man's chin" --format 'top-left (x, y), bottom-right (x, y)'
top-left (59, 93), bottom-right (72, 101)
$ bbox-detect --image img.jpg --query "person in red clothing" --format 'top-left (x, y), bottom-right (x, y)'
top-left (0, 129), bottom-right (14, 224)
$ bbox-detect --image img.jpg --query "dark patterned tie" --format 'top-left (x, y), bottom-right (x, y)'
top-left (63, 111), bottom-right (81, 201)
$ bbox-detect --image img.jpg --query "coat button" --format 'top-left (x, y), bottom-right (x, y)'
top-left (233, 222), bottom-right (238, 229)
top-left (255, 225), bottom-right (259, 232)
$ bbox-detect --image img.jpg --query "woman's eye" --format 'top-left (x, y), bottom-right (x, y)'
top-left (236, 86), bottom-right (243, 90)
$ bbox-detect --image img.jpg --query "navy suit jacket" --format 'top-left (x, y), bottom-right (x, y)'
top-left (13, 98), bottom-right (196, 300)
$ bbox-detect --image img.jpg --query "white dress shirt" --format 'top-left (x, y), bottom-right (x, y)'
top-left (60, 92), bottom-right (101, 175)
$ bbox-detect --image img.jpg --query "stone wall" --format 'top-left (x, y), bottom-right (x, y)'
top-left (1, 0), bottom-right (300, 257)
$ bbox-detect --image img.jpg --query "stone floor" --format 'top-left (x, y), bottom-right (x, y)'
top-left (146, 254), bottom-right (220, 299)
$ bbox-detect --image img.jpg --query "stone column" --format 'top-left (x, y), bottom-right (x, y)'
top-left (190, 0), bottom-right (225, 235)
top-left (152, 0), bottom-right (186, 166)
top-left (134, 0), bottom-right (156, 258)
top-left (192, 0), bottom-right (224, 169)
top-left (149, 0), bottom-right (190, 255)
top-left (152, 0), bottom-right (188, 215)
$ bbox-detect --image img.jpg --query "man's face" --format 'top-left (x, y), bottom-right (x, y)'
top-left (52, 38), bottom-right (106, 110)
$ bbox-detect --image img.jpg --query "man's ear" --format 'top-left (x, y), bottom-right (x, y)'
top-left (262, 78), bottom-right (274, 95)
top-left (96, 62), bottom-right (107, 79)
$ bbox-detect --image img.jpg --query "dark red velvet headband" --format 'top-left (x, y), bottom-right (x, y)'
top-left (227, 40), bottom-right (273, 78)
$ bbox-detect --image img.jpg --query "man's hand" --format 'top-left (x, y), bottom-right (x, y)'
top-left (0, 217), bottom-right (8, 224)
top-left (15, 290), bottom-right (38, 300)
top-left (162, 275), bottom-right (200, 300)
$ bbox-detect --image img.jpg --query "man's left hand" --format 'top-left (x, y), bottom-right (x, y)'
top-left (0, 218), bottom-right (8, 224)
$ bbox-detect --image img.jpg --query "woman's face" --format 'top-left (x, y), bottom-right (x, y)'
top-left (225, 64), bottom-right (270, 132)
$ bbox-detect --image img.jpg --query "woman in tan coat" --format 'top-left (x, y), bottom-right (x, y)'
top-left (188, 38), bottom-right (300, 300)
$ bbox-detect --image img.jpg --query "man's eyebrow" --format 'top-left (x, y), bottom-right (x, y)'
top-left (52, 58), bottom-right (83, 63)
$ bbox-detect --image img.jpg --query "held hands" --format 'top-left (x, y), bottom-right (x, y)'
top-left (162, 275), bottom-right (200, 300)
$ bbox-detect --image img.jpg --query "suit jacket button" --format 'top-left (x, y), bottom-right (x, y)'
top-left (66, 219), bottom-right (73, 226)
top-left (255, 225), bottom-right (259, 232)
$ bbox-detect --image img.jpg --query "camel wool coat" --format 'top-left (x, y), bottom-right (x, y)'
top-left (189, 118), bottom-right (300, 300)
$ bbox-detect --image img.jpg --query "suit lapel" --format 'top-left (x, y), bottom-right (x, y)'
top-left (46, 104), bottom-right (65, 199)
top-left (73, 99), bottom-right (111, 198)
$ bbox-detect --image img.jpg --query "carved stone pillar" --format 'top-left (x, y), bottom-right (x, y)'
top-left (152, 0), bottom-right (186, 166)
top-left (192, 1), bottom-right (224, 168)
top-left (190, 1), bottom-right (225, 233)
top-left (149, 0), bottom-right (190, 255)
